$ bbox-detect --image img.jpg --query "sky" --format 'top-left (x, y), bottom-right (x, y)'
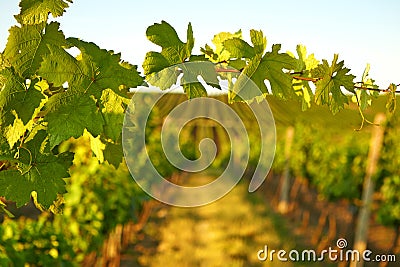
top-left (1, 0), bottom-right (400, 87)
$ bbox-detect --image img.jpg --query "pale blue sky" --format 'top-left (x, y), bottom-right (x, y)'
top-left (1, 0), bottom-right (399, 87)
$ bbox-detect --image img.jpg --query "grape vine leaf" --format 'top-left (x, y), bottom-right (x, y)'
top-left (15, 0), bottom-right (73, 25)
top-left (231, 42), bottom-right (298, 101)
top-left (386, 83), bottom-right (397, 114)
top-left (95, 89), bottom-right (128, 166)
top-left (143, 21), bottom-right (193, 81)
top-left (45, 93), bottom-right (104, 148)
top-left (289, 45), bottom-right (319, 110)
top-left (39, 38), bottom-right (143, 98)
top-left (145, 20), bottom-right (193, 65)
top-left (180, 61), bottom-right (220, 98)
top-left (87, 131), bottom-right (105, 163)
top-left (67, 38), bottom-right (144, 96)
top-left (352, 64), bottom-right (379, 111)
top-left (0, 130), bottom-right (74, 208)
top-left (4, 22), bottom-right (67, 77)
top-left (222, 30), bottom-right (297, 101)
top-left (143, 21), bottom-right (218, 98)
top-left (100, 89), bottom-right (129, 142)
top-left (103, 141), bottom-right (124, 168)
top-left (223, 38), bottom-right (256, 59)
top-left (201, 30), bottom-right (242, 62)
top-left (0, 68), bottom-right (46, 125)
top-left (311, 54), bottom-right (355, 114)
top-left (0, 68), bottom-right (46, 147)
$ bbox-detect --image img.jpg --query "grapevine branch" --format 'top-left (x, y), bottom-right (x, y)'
top-left (215, 66), bottom-right (398, 129)
top-left (214, 67), bottom-right (400, 93)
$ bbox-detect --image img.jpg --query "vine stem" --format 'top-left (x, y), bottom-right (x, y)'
top-left (291, 76), bottom-right (322, 82)
top-left (215, 67), bottom-right (400, 93)
top-left (215, 68), bottom-right (240, 73)
top-left (354, 93), bottom-right (376, 131)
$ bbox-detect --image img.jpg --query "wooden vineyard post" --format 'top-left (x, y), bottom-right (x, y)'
top-left (350, 113), bottom-right (386, 267)
top-left (278, 126), bottom-right (295, 214)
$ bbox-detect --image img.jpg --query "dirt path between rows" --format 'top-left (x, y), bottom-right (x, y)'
top-left (120, 175), bottom-right (325, 267)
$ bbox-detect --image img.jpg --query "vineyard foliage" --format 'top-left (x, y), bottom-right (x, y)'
top-left (0, 1), bottom-right (398, 211)
top-left (0, 136), bottom-right (148, 265)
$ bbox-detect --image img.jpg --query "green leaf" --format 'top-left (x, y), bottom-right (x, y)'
top-left (0, 170), bottom-right (31, 207)
top-left (38, 38), bottom-right (143, 98)
top-left (353, 64), bottom-right (379, 111)
top-left (223, 38), bottom-right (256, 59)
top-left (146, 20), bottom-right (186, 49)
top-left (386, 83), bottom-right (397, 114)
top-left (250, 29), bottom-right (267, 55)
top-left (293, 44), bottom-right (319, 73)
top-left (143, 21), bottom-right (195, 93)
top-left (4, 22), bottom-right (67, 77)
top-left (142, 51), bottom-right (170, 75)
top-left (0, 130), bottom-right (73, 208)
top-left (232, 44), bottom-right (298, 100)
top-left (312, 54), bottom-right (355, 114)
top-left (67, 38), bottom-right (144, 96)
top-left (182, 82), bottom-right (207, 98)
top-left (0, 199), bottom-right (14, 218)
top-left (146, 67), bottom-right (180, 90)
top-left (0, 69), bottom-right (46, 125)
top-left (0, 135), bottom-right (16, 161)
top-left (180, 61), bottom-right (220, 98)
top-left (145, 21), bottom-right (193, 65)
top-left (201, 30), bottom-right (242, 62)
top-left (222, 29), bottom-right (266, 60)
top-left (103, 141), bottom-right (123, 168)
top-left (100, 89), bottom-right (130, 142)
top-left (290, 45), bottom-right (319, 110)
top-left (15, 0), bottom-right (73, 25)
top-left (87, 131), bottom-right (105, 163)
top-left (186, 23), bottom-right (195, 56)
top-left (0, 69), bottom-right (46, 148)
top-left (45, 93), bottom-right (104, 148)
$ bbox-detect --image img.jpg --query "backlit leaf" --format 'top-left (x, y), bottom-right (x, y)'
top-left (15, 0), bottom-right (73, 25)
top-left (312, 54), bottom-right (355, 114)
top-left (4, 22), bottom-right (67, 77)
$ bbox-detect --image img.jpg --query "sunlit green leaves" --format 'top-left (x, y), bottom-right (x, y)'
top-left (143, 21), bottom-right (219, 98)
top-left (0, 131), bottom-right (73, 208)
top-left (201, 30), bottom-right (242, 62)
top-left (352, 64), bottom-right (379, 111)
top-left (67, 38), bottom-right (143, 95)
top-left (232, 44), bottom-right (297, 101)
top-left (386, 83), bottom-right (397, 114)
top-left (0, 68), bottom-right (46, 147)
top-left (39, 38), bottom-right (143, 97)
top-left (312, 54), bottom-right (355, 114)
top-left (143, 22), bottom-right (188, 82)
top-left (223, 29), bottom-right (266, 59)
top-left (100, 89), bottom-right (129, 142)
top-left (290, 45), bottom-right (319, 110)
top-left (217, 30), bottom-right (297, 101)
top-left (4, 22), bottom-right (67, 77)
top-left (45, 93), bottom-right (104, 148)
top-left (0, 69), bottom-right (45, 125)
top-left (15, 0), bottom-right (73, 25)
top-left (223, 38), bottom-right (256, 59)
top-left (144, 21), bottom-right (194, 71)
